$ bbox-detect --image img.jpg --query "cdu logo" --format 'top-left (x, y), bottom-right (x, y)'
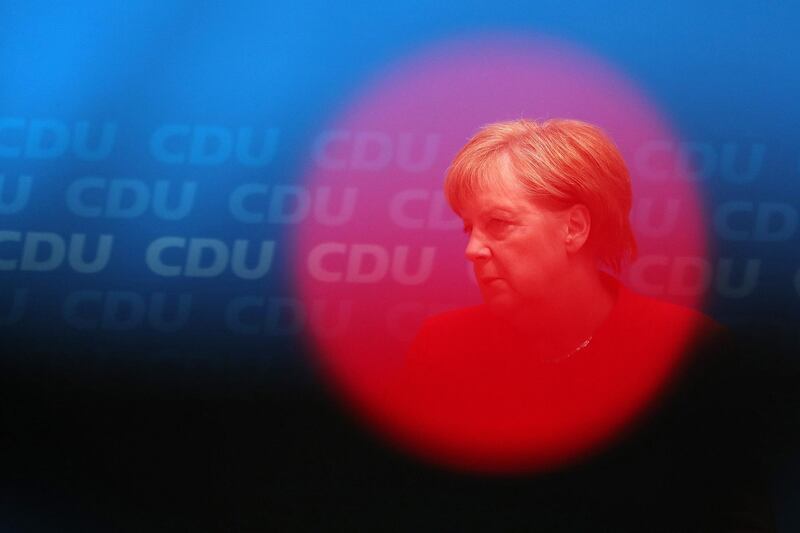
top-left (66, 178), bottom-right (197, 220)
top-left (149, 124), bottom-right (279, 166)
top-left (0, 119), bottom-right (116, 160)
top-left (0, 231), bottom-right (113, 274)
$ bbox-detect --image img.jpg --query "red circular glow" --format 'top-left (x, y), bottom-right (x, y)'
top-left (294, 35), bottom-right (708, 473)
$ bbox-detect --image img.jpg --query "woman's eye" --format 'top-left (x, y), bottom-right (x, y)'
top-left (488, 219), bottom-right (511, 230)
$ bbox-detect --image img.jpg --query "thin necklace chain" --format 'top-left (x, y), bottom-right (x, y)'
top-left (543, 335), bottom-right (593, 363)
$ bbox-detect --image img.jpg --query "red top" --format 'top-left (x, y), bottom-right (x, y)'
top-left (391, 274), bottom-right (721, 473)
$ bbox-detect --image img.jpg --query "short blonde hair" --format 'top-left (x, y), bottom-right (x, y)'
top-left (444, 118), bottom-right (637, 273)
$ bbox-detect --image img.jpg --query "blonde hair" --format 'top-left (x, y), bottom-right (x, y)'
top-left (444, 118), bottom-right (637, 273)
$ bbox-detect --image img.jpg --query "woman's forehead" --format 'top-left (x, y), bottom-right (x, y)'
top-left (457, 184), bottom-right (536, 220)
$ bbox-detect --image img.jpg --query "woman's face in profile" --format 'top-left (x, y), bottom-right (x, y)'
top-left (459, 158), bottom-right (571, 318)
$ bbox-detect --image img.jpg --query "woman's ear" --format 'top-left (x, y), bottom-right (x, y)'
top-left (564, 204), bottom-right (591, 254)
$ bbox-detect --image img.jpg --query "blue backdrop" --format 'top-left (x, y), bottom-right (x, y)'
top-left (2, 2), bottom-right (798, 531)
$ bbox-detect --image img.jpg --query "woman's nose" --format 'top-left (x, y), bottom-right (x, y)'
top-left (465, 232), bottom-right (491, 262)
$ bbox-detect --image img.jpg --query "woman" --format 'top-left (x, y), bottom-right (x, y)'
top-left (398, 119), bottom-right (775, 530)
top-left (404, 118), bottom-right (714, 463)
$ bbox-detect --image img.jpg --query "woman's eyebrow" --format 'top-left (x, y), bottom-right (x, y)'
top-left (483, 208), bottom-right (516, 217)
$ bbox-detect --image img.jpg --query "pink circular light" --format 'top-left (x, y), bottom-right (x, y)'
top-left (295, 34), bottom-right (707, 473)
